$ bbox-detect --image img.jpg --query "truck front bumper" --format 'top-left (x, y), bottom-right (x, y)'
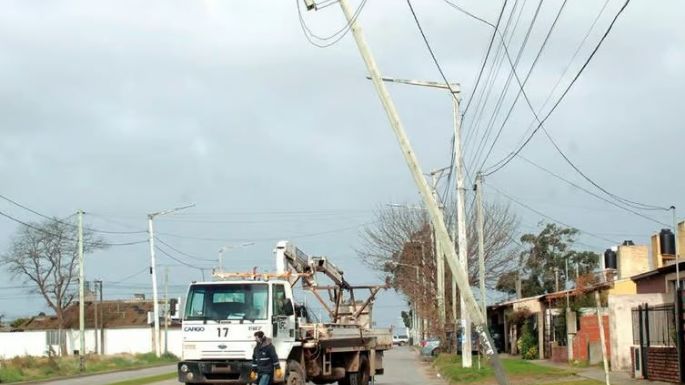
top-left (178, 360), bottom-right (252, 384)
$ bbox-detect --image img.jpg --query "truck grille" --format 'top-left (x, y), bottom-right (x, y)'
top-left (201, 350), bottom-right (246, 359)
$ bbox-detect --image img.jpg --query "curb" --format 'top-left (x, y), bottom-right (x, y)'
top-left (5, 362), bottom-right (176, 385)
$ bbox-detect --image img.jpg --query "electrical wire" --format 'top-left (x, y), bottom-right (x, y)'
top-left (155, 245), bottom-right (212, 271)
top-left (459, 0), bottom-right (508, 117)
top-left (405, 0), bottom-right (461, 101)
top-left (516, 155), bottom-right (670, 227)
top-left (483, 0), bottom-right (632, 176)
top-left (296, 0), bottom-right (369, 48)
top-left (486, 182), bottom-right (620, 245)
top-left (470, 0), bottom-right (550, 173)
top-left (154, 237), bottom-right (216, 262)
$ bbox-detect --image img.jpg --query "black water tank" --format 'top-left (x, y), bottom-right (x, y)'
top-left (604, 249), bottom-right (617, 269)
top-left (623, 240), bottom-right (635, 246)
top-left (660, 228), bottom-right (676, 255)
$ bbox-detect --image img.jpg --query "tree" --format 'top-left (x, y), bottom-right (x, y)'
top-left (359, 200), bottom-right (520, 288)
top-left (1, 218), bottom-right (107, 355)
top-left (496, 223), bottom-right (600, 297)
top-left (358, 201), bottom-right (520, 341)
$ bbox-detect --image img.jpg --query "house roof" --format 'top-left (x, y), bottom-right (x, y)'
top-left (631, 261), bottom-right (685, 282)
top-left (17, 299), bottom-right (176, 330)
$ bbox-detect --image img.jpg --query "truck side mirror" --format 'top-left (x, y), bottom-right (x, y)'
top-left (284, 299), bottom-right (294, 316)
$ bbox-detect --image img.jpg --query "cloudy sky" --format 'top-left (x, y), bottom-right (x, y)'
top-left (0, 0), bottom-right (683, 329)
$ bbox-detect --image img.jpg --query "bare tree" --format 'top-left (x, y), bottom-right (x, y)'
top-left (1, 218), bottom-right (107, 355)
top-left (359, 200), bottom-right (520, 289)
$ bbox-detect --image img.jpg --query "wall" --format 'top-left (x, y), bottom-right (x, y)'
top-left (104, 328), bottom-right (152, 355)
top-left (646, 346), bottom-right (679, 383)
top-left (551, 345), bottom-right (568, 363)
top-left (571, 311), bottom-right (610, 363)
top-left (608, 279), bottom-right (637, 295)
top-left (0, 327), bottom-right (183, 359)
top-left (617, 245), bottom-right (649, 280)
top-left (636, 275), bottom-right (668, 294)
top-left (0, 331), bottom-right (47, 358)
top-left (608, 293), bottom-right (669, 371)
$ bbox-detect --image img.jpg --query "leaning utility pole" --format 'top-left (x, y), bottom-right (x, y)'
top-left (308, 1), bottom-right (508, 383)
top-left (77, 209), bottom-right (85, 371)
top-left (453, 85), bottom-right (472, 368)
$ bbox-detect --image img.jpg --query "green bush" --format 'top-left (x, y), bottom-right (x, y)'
top-left (518, 320), bottom-right (538, 360)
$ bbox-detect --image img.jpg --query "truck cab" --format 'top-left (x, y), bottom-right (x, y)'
top-left (178, 279), bottom-right (297, 384)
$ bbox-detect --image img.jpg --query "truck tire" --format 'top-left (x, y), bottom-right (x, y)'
top-left (347, 355), bottom-right (370, 385)
top-left (286, 360), bottom-right (306, 385)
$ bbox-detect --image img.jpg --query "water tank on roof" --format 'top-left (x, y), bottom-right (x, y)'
top-left (604, 249), bottom-right (617, 270)
top-left (659, 228), bottom-right (676, 256)
top-left (623, 240), bottom-right (635, 246)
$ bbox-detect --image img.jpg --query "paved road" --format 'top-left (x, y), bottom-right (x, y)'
top-left (153, 347), bottom-right (442, 385)
top-left (35, 364), bottom-right (176, 385)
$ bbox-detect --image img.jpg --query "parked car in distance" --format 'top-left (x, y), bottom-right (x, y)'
top-left (420, 339), bottom-right (441, 357)
top-left (393, 335), bottom-right (410, 346)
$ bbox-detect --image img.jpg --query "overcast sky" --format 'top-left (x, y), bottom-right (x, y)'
top-left (0, 0), bottom-right (683, 330)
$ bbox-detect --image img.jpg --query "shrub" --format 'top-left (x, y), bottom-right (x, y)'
top-left (518, 320), bottom-right (538, 360)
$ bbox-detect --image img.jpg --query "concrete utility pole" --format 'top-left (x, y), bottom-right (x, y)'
top-left (164, 266), bottom-right (169, 354)
top-left (673, 206), bottom-right (680, 288)
top-left (453, 95), bottom-right (472, 367)
top-left (475, 173), bottom-right (486, 322)
top-left (148, 204), bottom-right (195, 357)
top-left (77, 209), bottom-right (85, 371)
top-left (315, 1), bottom-right (508, 383)
top-left (93, 281), bottom-right (98, 355)
top-left (594, 291), bottom-right (610, 385)
top-left (430, 168), bottom-right (448, 327)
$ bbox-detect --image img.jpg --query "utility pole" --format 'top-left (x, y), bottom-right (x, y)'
top-left (475, 173), bottom-right (486, 322)
top-left (453, 85), bottom-right (472, 368)
top-left (595, 290), bottom-right (610, 385)
top-left (77, 209), bottom-right (85, 371)
top-left (314, 1), bottom-right (507, 382)
top-left (430, 169), bottom-right (448, 328)
top-left (164, 266), bottom-right (169, 355)
top-left (93, 280), bottom-right (98, 355)
top-left (148, 204), bottom-right (195, 357)
top-left (98, 280), bottom-right (104, 354)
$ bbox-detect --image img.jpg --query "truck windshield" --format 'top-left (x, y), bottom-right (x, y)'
top-left (184, 284), bottom-right (269, 321)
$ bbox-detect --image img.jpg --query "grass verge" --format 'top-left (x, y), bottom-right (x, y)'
top-left (0, 352), bottom-right (177, 383)
top-left (433, 354), bottom-right (574, 384)
top-left (106, 372), bottom-right (177, 385)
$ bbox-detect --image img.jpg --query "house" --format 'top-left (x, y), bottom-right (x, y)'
top-left (624, 261), bottom-right (685, 383)
top-left (0, 298), bottom-right (182, 359)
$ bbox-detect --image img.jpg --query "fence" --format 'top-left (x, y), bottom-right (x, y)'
top-left (632, 304), bottom-right (676, 347)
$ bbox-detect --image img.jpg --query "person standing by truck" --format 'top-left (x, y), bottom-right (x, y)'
top-left (250, 331), bottom-right (282, 385)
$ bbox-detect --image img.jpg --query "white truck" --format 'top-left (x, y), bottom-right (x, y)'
top-left (177, 241), bottom-right (392, 385)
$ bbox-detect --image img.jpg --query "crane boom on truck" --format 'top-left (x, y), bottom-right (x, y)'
top-left (177, 241), bottom-right (392, 385)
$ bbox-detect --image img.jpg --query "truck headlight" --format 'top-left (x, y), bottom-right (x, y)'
top-left (186, 372), bottom-right (195, 381)
top-left (180, 364), bottom-right (189, 373)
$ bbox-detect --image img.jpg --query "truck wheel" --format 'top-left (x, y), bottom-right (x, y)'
top-left (286, 360), bottom-right (305, 385)
top-left (348, 355), bottom-right (370, 385)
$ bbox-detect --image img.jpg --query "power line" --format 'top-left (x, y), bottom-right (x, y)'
top-left (474, 0), bottom-right (567, 172)
top-left (516, 155), bottom-right (670, 227)
top-left (486, 182), bottom-right (620, 245)
top-left (441, 0), bottom-right (496, 28)
top-left (154, 237), bottom-right (216, 262)
top-left (470, 0), bottom-right (551, 173)
top-left (539, 129), bottom-right (670, 211)
top-left (296, 0), bottom-right (369, 48)
top-left (155, 245), bottom-right (212, 271)
top-left (459, 0), bottom-right (508, 117)
top-left (405, 0), bottom-right (461, 99)
top-left (483, 0), bottom-right (632, 176)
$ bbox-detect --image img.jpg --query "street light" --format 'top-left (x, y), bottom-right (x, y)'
top-left (218, 242), bottom-right (256, 273)
top-left (148, 203), bottom-right (195, 357)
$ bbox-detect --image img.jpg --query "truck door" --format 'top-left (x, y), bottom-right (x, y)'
top-left (272, 283), bottom-right (296, 345)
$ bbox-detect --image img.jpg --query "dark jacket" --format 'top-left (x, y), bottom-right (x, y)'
top-left (252, 338), bottom-right (281, 374)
